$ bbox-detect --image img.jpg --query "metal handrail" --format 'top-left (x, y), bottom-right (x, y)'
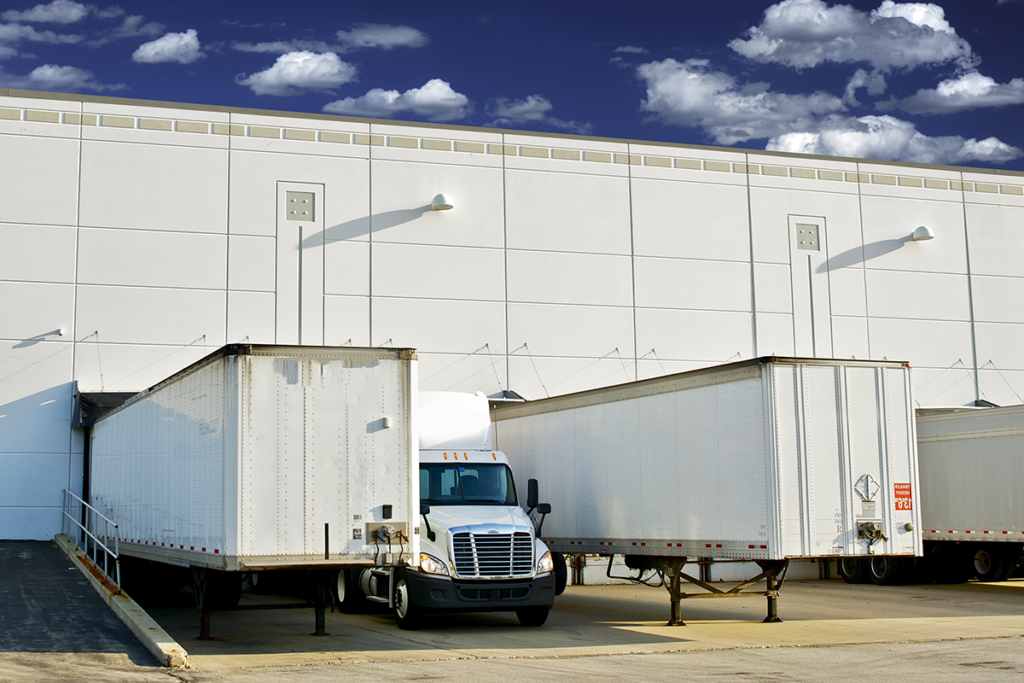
top-left (62, 488), bottom-right (120, 588)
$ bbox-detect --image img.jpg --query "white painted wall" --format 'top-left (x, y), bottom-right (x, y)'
top-left (2, 91), bottom-right (1024, 539)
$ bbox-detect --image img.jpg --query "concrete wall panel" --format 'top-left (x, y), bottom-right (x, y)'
top-left (371, 244), bottom-right (504, 301)
top-left (505, 170), bottom-right (631, 255)
top-left (507, 251), bottom-right (632, 306)
top-left (0, 135), bottom-right (79, 226)
top-left (634, 257), bottom-right (751, 312)
top-left (632, 179), bottom-right (751, 261)
top-left (507, 303), bottom-right (634, 359)
top-left (79, 141), bottom-right (228, 233)
top-left (78, 228), bottom-right (227, 290)
top-left (0, 224), bottom-right (77, 284)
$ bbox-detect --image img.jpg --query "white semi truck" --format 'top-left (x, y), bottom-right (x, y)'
top-left (344, 391), bottom-right (559, 628)
top-left (838, 404), bottom-right (1024, 584)
top-left (86, 344), bottom-right (418, 637)
top-left (492, 357), bottom-right (922, 624)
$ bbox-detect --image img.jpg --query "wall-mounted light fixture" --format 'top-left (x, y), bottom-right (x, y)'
top-left (431, 193), bottom-right (454, 211)
top-left (912, 226), bottom-right (935, 241)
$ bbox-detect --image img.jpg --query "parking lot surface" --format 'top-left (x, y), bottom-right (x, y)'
top-left (3, 547), bottom-right (1023, 682)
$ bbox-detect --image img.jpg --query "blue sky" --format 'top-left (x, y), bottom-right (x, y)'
top-left (2, 0), bottom-right (1023, 171)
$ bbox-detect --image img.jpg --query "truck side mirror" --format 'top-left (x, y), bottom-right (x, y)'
top-left (419, 503), bottom-right (435, 541)
top-left (537, 503), bottom-right (551, 514)
top-left (527, 479), bottom-right (539, 510)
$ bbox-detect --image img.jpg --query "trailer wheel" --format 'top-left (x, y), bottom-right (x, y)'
top-left (868, 557), bottom-right (902, 585)
top-left (334, 568), bottom-right (368, 612)
top-left (838, 558), bottom-right (867, 584)
top-left (973, 547), bottom-right (1008, 582)
top-left (392, 570), bottom-right (422, 630)
top-left (552, 552), bottom-right (568, 596)
top-left (516, 607), bottom-right (550, 626)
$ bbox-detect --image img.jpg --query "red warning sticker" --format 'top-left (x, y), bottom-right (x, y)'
top-left (894, 483), bottom-right (913, 510)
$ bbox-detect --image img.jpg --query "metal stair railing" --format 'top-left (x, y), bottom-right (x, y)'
top-left (62, 488), bottom-right (120, 587)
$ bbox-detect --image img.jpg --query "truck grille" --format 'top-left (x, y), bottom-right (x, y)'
top-left (451, 531), bottom-right (533, 578)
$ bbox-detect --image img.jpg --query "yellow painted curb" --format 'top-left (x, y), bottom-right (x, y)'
top-left (54, 534), bottom-right (189, 669)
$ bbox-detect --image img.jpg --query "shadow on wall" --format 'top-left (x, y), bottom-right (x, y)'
top-left (816, 236), bottom-right (912, 273)
top-left (0, 382), bottom-right (76, 459)
top-left (299, 205), bottom-right (433, 248)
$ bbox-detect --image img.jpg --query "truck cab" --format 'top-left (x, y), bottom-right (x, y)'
top-left (352, 392), bottom-right (557, 628)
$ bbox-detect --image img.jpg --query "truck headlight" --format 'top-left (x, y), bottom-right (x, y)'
top-left (536, 550), bottom-right (553, 574)
top-left (419, 552), bottom-right (450, 576)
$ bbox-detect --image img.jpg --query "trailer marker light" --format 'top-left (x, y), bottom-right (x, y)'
top-left (966, 530), bottom-right (972, 534)
top-left (215, 549), bottom-right (219, 554)
top-left (749, 545), bottom-right (755, 549)
top-left (632, 542), bottom-right (637, 546)
top-left (640, 543), bottom-right (645, 547)
top-left (191, 546), bottom-right (194, 550)
top-left (984, 531), bottom-right (990, 534)
top-left (706, 544), bottom-right (712, 548)
top-left (677, 543), bottom-right (682, 547)
top-left (716, 544), bottom-right (722, 548)
top-left (667, 543), bottom-right (672, 547)
top-left (464, 453), bottom-right (468, 459)
top-left (202, 547), bottom-right (206, 552)
top-left (1003, 531), bottom-right (1009, 534)
top-left (761, 545), bottom-right (767, 549)
top-left (492, 453), bottom-right (497, 460)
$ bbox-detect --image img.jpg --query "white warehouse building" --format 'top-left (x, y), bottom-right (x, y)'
top-left (2, 88), bottom-right (1023, 540)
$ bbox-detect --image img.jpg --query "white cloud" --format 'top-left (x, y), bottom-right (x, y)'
top-left (0, 20), bottom-right (81, 57)
top-left (236, 51), bottom-right (357, 96)
top-left (729, 0), bottom-right (975, 71)
top-left (893, 71), bottom-right (1024, 114)
top-left (232, 39), bottom-right (334, 54)
top-left (95, 5), bottom-right (125, 20)
top-left (767, 114), bottom-right (1022, 165)
top-left (0, 63), bottom-right (125, 91)
top-left (110, 15), bottom-right (164, 39)
top-left (486, 95), bottom-right (593, 135)
top-left (132, 29), bottom-right (203, 64)
top-left (636, 57), bottom-right (845, 145)
top-left (334, 24), bottom-right (428, 51)
top-left (1, 0), bottom-right (87, 24)
top-left (615, 46), bottom-right (648, 54)
top-left (844, 68), bottom-right (887, 105)
top-left (323, 78), bottom-right (470, 122)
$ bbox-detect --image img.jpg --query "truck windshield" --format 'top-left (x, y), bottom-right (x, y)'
top-left (420, 463), bottom-right (517, 506)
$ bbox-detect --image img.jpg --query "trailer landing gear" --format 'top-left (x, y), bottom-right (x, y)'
top-left (618, 556), bottom-right (790, 626)
top-left (191, 568), bottom-right (333, 640)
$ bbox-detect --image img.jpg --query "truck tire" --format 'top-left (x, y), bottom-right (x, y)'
top-left (838, 558), bottom-right (867, 584)
top-left (552, 552), bottom-right (568, 595)
top-left (868, 556), bottom-right (902, 585)
top-left (392, 570), bottom-right (422, 630)
top-left (516, 607), bottom-right (550, 626)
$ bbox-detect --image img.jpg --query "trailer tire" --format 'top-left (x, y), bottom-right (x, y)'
top-left (392, 570), bottom-right (422, 630)
top-left (972, 547), bottom-right (1008, 582)
top-left (516, 607), bottom-right (550, 626)
top-left (552, 552), bottom-right (568, 596)
top-left (838, 558), bottom-right (868, 584)
top-left (334, 568), bottom-right (368, 613)
top-left (868, 556), bottom-right (902, 585)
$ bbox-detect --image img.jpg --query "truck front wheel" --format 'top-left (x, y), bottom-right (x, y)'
top-left (552, 552), bottom-right (568, 595)
top-left (516, 606), bottom-right (550, 626)
top-left (392, 570), bottom-right (422, 630)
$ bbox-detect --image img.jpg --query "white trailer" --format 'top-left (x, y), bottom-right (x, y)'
top-left (913, 405), bottom-right (1024, 582)
top-left (88, 344), bottom-right (418, 636)
top-left (492, 357), bottom-right (922, 624)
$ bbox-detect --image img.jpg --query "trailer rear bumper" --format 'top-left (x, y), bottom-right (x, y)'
top-left (405, 571), bottom-right (556, 613)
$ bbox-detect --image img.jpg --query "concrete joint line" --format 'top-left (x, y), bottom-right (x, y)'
top-left (54, 534), bottom-right (189, 669)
